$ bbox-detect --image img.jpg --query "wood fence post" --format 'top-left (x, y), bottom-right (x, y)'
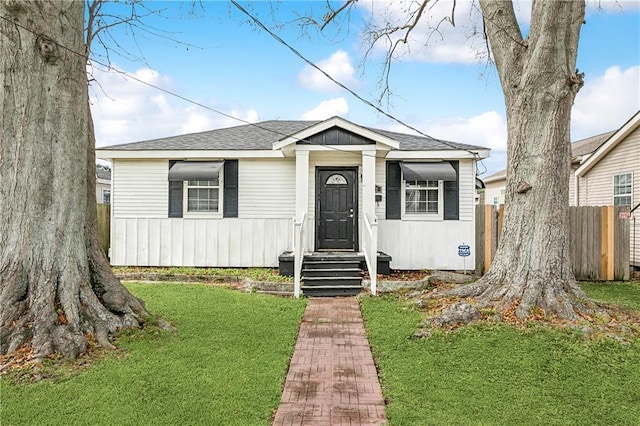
top-left (484, 204), bottom-right (494, 273)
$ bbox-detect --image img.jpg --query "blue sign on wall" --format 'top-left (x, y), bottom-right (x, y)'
top-left (458, 244), bottom-right (471, 257)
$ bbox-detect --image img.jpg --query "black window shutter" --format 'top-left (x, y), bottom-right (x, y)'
top-left (168, 181), bottom-right (183, 218)
top-left (386, 161), bottom-right (401, 220)
top-left (223, 160), bottom-right (239, 218)
top-left (443, 160), bottom-right (459, 220)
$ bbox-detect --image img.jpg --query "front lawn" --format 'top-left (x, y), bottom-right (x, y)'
top-left (361, 281), bottom-right (640, 425)
top-left (1, 284), bottom-right (306, 425)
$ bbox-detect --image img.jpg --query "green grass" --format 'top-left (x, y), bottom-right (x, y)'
top-left (1, 284), bottom-right (306, 425)
top-left (361, 282), bottom-right (640, 426)
top-left (113, 266), bottom-right (293, 283)
top-left (582, 280), bottom-right (640, 310)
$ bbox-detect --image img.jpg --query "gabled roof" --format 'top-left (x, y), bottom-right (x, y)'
top-left (571, 130), bottom-right (616, 158)
top-left (98, 117), bottom-right (487, 153)
top-left (576, 110), bottom-right (640, 177)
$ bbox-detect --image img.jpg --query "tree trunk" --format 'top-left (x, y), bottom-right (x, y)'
top-left (1, 1), bottom-right (148, 360)
top-left (446, 1), bottom-right (594, 320)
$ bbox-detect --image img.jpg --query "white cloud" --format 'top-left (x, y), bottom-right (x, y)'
top-left (572, 65), bottom-right (640, 139)
top-left (422, 111), bottom-right (507, 151)
top-left (298, 50), bottom-right (358, 91)
top-left (301, 98), bottom-right (349, 120)
top-left (89, 65), bottom-right (259, 147)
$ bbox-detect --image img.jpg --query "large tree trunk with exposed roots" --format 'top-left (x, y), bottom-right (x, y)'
top-left (446, 0), bottom-right (594, 320)
top-left (1, 1), bottom-right (149, 360)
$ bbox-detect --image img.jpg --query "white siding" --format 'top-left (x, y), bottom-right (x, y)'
top-left (379, 219), bottom-right (475, 270)
top-left (111, 218), bottom-right (292, 267)
top-left (458, 159), bottom-right (475, 221)
top-left (484, 180), bottom-right (506, 206)
top-left (375, 159), bottom-right (476, 270)
top-left (112, 159), bottom-right (168, 218)
top-left (238, 159), bottom-right (295, 218)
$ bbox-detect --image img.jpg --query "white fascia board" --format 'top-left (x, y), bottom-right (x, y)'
top-left (95, 150), bottom-right (285, 161)
top-left (575, 110), bottom-right (640, 177)
top-left (385, 149), bottom-right (490, 160)
top-left (272, 116), bottom-right (400, 150)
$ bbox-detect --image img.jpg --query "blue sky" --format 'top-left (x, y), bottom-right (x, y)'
top-left (90, 0), bottom-right (640, 176)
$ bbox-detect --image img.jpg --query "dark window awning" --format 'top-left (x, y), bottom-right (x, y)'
top-left (400, 162), bottom-right (457, 181)
top-left (168, 161), bottom-right (224, 181)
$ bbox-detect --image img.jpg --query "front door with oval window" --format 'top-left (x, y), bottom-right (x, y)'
top-left (316, 168), bottom-right (358, 251)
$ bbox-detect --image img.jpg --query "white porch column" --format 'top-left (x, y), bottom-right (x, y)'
top-left (295, 150), bottom-right (310, 222)
top-left (362, 148), bottom-right (376, 220)
top-left (293, 150), bottom-right (309, 298)
top-left (362, 148), bottom-right (378, 295)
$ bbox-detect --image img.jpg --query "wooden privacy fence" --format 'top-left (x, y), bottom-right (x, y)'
top-left (476, 205), bottom-right (630, 281)
top-left (97, 203), bottom-right (110, 258)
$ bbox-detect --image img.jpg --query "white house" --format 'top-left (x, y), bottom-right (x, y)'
top-left (97, 117), bottom-right (489, 295)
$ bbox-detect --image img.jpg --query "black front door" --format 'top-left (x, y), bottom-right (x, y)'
top-left (316, 168), bottom-right (358, 251)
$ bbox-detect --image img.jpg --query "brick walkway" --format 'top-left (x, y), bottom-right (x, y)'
top-left (273, 297), bottom-right (387, 425)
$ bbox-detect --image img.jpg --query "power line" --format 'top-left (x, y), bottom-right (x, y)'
top-left (0, 11), bottom-right (487, 170)
top-left (230, 0), bottom-right (486, 167)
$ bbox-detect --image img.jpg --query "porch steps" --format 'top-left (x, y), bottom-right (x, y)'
top-left (301, 254), bottom-right (364, 297)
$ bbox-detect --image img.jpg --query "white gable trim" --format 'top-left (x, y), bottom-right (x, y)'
top-left (272, 116), bottom-right (400, 150)
top-left (576, 110), bottom-right (640, 177)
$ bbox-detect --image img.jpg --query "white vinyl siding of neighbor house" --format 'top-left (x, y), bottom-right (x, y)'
top-left (483, 180), bottom-right (506, 205)
top-left (110, 158), bottom-right (293, 267)
top-left (376, 158), bottom-right (477, 270)
top-left (577, 127), bottom-right (639, 206)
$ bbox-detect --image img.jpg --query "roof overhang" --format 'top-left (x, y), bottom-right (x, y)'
top-left (575, 110), bottom-right (640, 177)
top-left (385, 149), bottom-right (489, 160)
top-left (96, 149), bottom-right (285, 161)
top-left (272, 116), bottom-right (400, 151)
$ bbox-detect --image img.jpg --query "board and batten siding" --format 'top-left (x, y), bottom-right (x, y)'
top-left (110, 158), bottom-right (294, 267)
top-left (378, 220), bottom-right (475, 270)
top-left (576, 126), bottom-right (640, 266)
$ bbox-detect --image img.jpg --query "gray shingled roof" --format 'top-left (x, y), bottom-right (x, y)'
top-left (96, 165), bottom-right (111, 180)
top-left (571, 131), bottom-right (615, 158)
top-left (99, 120), bottom-right (487, 152)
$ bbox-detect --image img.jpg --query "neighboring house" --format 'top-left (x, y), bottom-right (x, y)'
top-left (575, 110), bottom-right (640, 267)
top-left (96, 165), bottom-right (111, 204)
top-left (96, 116), bottom-right (489, 272)
top-left (483, 169), bottom-right (506, 206)
top-left (482, 130), bottom-right (615, 206)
